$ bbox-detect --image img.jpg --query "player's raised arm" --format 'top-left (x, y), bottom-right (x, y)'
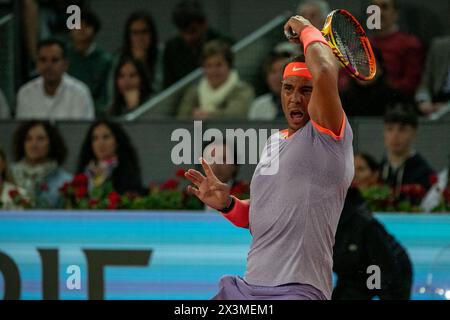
top-left (284, 16), bottom-right (344, 137)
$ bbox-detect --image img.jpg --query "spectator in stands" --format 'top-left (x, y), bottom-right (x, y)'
top-left (16, 39), bottom-right (95, 120)
top-left (11, 121), bottom-right (72, 208)
top-left (296, 0), bottom-right (329, 30)
top-left (0, 148), bottom-right (28, 209)
top-left (353, 152), bottom-right (380, 191)
top-left (380, 106), bottom-right (436, 195)
top-left (333, 187), bottom-right (413, 300)
top-left (248, 51), bottom-right (291, 120)
top-left (109, 11), bottom-right (161, 99)
top-left (109, 56), bottom-right (152, 117)
top-left (0, 89), bottom-right (10, 119)
top-left (370, 0), bottom-right (425, 97)
top-left (77, 120), bottom-right (144, 195)
top-left (67, 10), bottom-right (112, 116)
top-left (340, 47), bottom-right (401, 116)
top-left (177, 40), bottom-right (254, 120)
top-left (416, 36), bottom-right (450, 119)
top-left (163, 0), bottom-right (231, 88)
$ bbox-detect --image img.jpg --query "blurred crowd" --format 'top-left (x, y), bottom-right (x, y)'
top-left (0, 0), bottom-right (449, 211)
top-left (0, 0), bottom-right (448, 120)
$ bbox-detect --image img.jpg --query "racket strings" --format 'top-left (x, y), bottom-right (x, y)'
top-left (332, 14), bottom-right (371, 77)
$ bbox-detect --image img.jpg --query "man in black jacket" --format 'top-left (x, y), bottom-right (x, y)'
top-left (380, 106), bottom-right (436, 194)
top-left (333, 187), bottom-right (413, 300)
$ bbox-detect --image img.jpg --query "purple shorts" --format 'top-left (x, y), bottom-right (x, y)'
top-left (211, 275), bottom-right (327, 300)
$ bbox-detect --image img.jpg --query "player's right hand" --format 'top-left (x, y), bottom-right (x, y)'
top-left (284, 15), bottom-right (313, 44)
top-left (185, 158), bottom-right (232, 210)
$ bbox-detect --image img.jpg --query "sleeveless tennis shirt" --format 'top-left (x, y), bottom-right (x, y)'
top-left (244, 116), bottom-right (354, 299)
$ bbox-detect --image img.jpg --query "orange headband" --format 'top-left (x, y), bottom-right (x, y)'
top-left (283, 62), bottom-right (312, 80)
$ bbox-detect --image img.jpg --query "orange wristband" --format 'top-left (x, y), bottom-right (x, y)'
top-left (220, 196), bottom-right (250, 229)
top-left (301, 25), bottom-right (329, 54)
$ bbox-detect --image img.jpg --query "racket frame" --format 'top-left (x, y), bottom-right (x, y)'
top-left (321, 9), bottom-right (377, 81)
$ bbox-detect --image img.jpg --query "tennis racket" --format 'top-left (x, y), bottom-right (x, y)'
top-left (285, 9), bottom-right (377, 81)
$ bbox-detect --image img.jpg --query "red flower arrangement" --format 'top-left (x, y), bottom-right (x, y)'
top-left (361, 183), bottom-right (429, 213)
top-left (429, 174), bottom-right (438, 187)
top-left (8, 189), bottom-right (32, 209)
top-left (434, 186), bottom-right (450, 212)
top-left (176, 169), bottom-right (186, 178)
top-left (59, 170), bottom-right (204, 210)
top-left (59, 173), bottom-right (118, 210)
top-left (444, 188), bottom-right (450, 202)
top-left (230, 181), bottom-right (250, 200)
top-left (160, 179), bottom-right (180, 191)
top-left (396, 184), bottom-right (427, 212)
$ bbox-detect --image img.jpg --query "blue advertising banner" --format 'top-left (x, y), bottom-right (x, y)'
top-left (0, 212), bottom-right (449, 300)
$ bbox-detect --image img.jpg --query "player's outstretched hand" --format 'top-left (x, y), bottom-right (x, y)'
top-left (185, 158), bottom-right (232, 210)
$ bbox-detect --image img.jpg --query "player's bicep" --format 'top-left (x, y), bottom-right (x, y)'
top-left (308, 67), bottom-right (344, 139)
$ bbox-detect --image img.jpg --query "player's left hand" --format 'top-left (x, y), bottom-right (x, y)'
top-left (184, 158), bottom-right (232, 210)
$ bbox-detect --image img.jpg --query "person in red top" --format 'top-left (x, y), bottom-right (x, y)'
top-left (370, 0), bottom-right (425, 97)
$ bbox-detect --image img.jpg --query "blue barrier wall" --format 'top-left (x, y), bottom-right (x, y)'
top-left (1, 212), bottom-right (450, 300)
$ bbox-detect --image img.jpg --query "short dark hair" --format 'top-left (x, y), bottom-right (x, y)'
top-left (13, 121), bottom-right (68, 165)
top-left (384, 105), bottom-right (418, 129)
top-left (37, 39), bottom-right (67, 58)
top-left (202, 40), bottom-right (233, 67)
top-left (81, 10), bottom-right (102, 34)
top-left (172, 0), bottom-right (206, 30)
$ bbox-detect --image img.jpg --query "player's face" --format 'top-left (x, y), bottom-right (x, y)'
top-left (91, 124), bottom-right (118, 162)
top-left (384, 123), bottom-right (416, 156)
top-left (281, 76), bottom-right (312, 131)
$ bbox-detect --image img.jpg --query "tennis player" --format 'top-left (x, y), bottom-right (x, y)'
top-left (185, 15), bottom-right (354, 300)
